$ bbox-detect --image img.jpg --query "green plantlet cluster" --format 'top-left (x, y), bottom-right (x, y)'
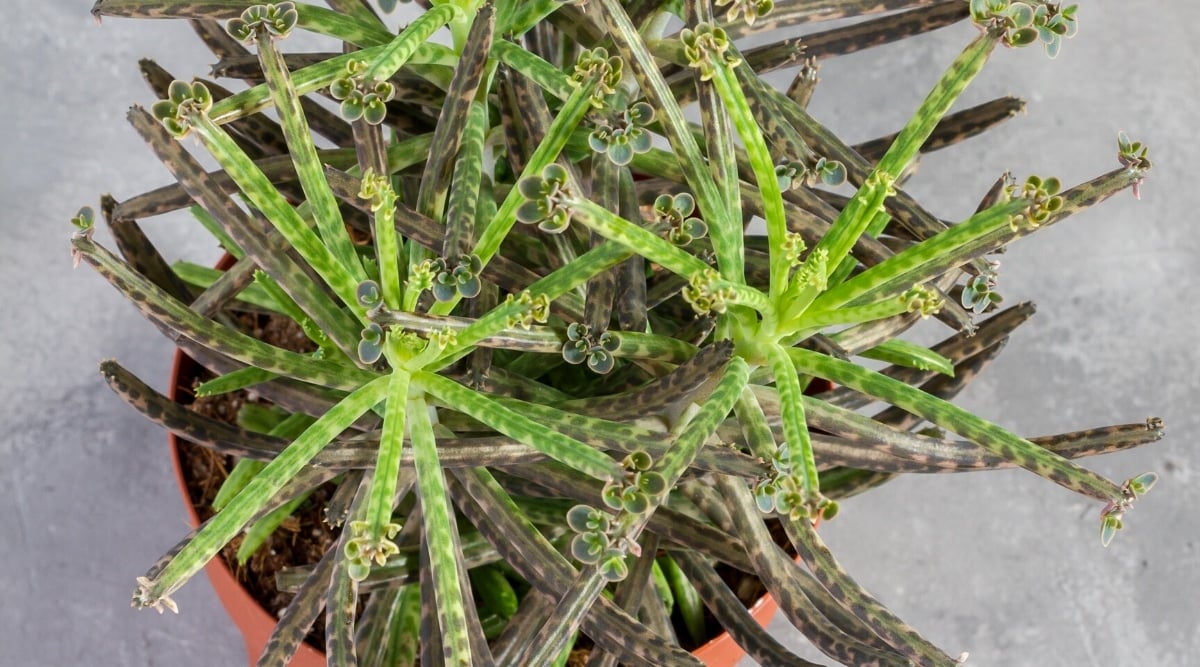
top-left (78, 0), bottom-right (1164, 665)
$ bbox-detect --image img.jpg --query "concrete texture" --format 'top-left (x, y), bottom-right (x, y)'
top-left (1, 2), bottom-right (1195, 665)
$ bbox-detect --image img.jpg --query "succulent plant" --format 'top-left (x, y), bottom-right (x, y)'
top-left (77, 0), bottom-right (1162, 665)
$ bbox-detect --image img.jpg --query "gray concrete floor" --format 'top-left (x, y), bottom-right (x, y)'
top-left (2, 1), bottom-right (1196, 665)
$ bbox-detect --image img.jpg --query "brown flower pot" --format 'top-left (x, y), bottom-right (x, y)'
top-left (691, 595), bottom-right (780, 666)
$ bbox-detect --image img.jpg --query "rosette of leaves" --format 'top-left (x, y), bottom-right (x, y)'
top-left (79, 0), bottom-right (1162, 665)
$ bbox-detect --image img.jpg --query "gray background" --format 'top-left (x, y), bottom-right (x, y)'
top-left (2, 1), bottom-right (1196, 665)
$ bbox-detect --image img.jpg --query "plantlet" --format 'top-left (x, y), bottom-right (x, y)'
top-left (79, 0), bottom-right (1162, 665)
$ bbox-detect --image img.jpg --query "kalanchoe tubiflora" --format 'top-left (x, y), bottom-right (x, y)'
top-left (79, 0), bottom-right (1164, 665)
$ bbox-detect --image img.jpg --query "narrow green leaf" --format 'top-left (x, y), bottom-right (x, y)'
top-left (187, 113), bottom-right (364, 313)
top-left (765, 344), bottom-right (821, 507)
top-left (595, 0), bottom-right (739, 283)
top-left (359, 368), bottom-right (411, 562)
top-left (407, 395), bottom-right (473, 665)
top-left (859, 339), bottom-right (955, 376)
top-left (254, 35), bottom-right (365, 281)
top-left (132, 375), bottom-right (389, 613)
top-left (786, 347), bottom-right (1127, 505)
top-left (418, 372), bottom-right (623, 482)
top-left (74, 237), bottom-right (375, 391)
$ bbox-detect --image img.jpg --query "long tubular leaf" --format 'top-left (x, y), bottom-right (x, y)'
top-left (327, 474), bottom-right (371, 667)
top-left (745, 383), bottom-right (1040, 476)
top-left (360, 368), bottom-right (410, 555)
top-left (418, 372), bottom-right (622, 482)
top-left (786, 347), bottom-right (1127, 505)
top-left (125, 107), bottom-right (362, 354)
top-left (444, 101), bottom-right (488, 259)
top-left (490, 590), bottom-right (556, 666)
top-left (875, 32), bottom-right (996, 178)
top-left (709, 56), bottom-right (787, 298)
top-left (491, 40), bottom-right (572, 101)
top-left (850, 167), bottom-right (1148, 309)
top-left (465, 68), bottom-right (597, 293)
top-left (714, 475), bottom-right (910, 666)
top-left (407, 395), bottom-right (475, 665)
top-left (614, 168), bottom-right (649, 332)
top-left (93, 1), bottom-right (395, 46)
top-left (784, 517), bottom-right (959, 666)
top-left (594, 0), bottom-right (739, 282)
top-left (451, 468), bottom-right (705, 667)
top-left (788, 0), bottom-right (966, 61)
top-left (720, 0), bottom-right (945, 38)
top-left (855, 96), bottom-right (1025, 162)
top-left (254, 31), bottom-right (364, 280)
top-left (659, 553), bottom-right (705, 645)
top-left (368, 175), bottom-right (404, 310)
top-left (101, 196), bottom-right (194, 303)
top-left (415, 2), bottom-right (492, 222)
top-left (859, 339), bottom-right (954, 377)
top-left (113, 148), bottom-right (353, 220)
top-left (180, 257), bottom-right (262, 317)
top-left (753, 79), bottom-right (988, 274)
top-left (517, 562), bottom-right (609, 666)
top-left (417, 525), bottom-right (444, 667)
top-left (767, 343), bottom-right (821, 504)
top-left (567, 198), bottom-right (725, 284)
top-left (869, 337), bottom-right (1008, 432)
top-left (76, 238), bottom-right (374, 391)
top-left (811, 197), bottom-right (1028, 312)
top-left (585, 141), bottom-right (620, 334)
top-left (685, 0), bottom-right (740, 229)
top-left (236, 487), bottom-right (315, 564)
top-left (131, 375), bottom-right (388, 613)
top-left (657, 354), bottom-right (751, 485)
top-left (255, 544), bottom-right (337, 667)
top-left (810, 414), bottom-right (1166, 475)
top-left (187, 112), bottom-right (364, 313)
top-left (793, 290), bottom-right (928, 334)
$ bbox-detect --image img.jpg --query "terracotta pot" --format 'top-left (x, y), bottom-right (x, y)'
top-left (691, 593), bottom-right (780, 666)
